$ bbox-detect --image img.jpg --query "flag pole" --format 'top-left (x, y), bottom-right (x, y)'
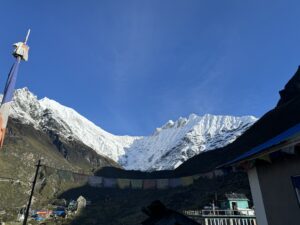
top-left (24, 29), bottom-right (30, 44)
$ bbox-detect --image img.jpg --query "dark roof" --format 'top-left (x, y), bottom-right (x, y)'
top-left (223, 122), bottom-right (300, 166)
top-left (223, 193), bottom-right (249, 201)
top-left (176, 66), bottom-right (300, 174)
top-left (141, 201), bottom-right (200, 225)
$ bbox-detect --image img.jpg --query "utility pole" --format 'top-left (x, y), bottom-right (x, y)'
top-left (23, 159), bottom-right (42, 225)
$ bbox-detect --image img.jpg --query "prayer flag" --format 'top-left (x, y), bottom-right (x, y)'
top-left (0, 59), bottom-right (20, 147)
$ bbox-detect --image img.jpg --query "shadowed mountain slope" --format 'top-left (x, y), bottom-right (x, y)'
top-left (0, 118), bottom-right (117, 220)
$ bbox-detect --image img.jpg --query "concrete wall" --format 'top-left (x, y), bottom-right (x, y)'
top-left (255, 154), bottom-right (300, 225)
top-left (248, 167), bottom-right (269, 225)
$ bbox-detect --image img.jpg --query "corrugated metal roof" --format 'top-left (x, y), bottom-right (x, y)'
top-left (222, 122), bottom-right (300, 166)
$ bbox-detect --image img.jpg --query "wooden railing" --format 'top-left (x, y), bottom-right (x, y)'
top-left (183, 209), bottom-right (257, 225)
top-left (184, 209), bottom-right (255, 217)
top-left (201, 218), bottom-right (257, 225)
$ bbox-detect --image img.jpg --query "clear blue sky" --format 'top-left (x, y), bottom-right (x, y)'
top-left (0, 0), bottom-right (299, 136)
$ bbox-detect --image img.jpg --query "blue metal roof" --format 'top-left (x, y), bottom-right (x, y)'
top-left (223, 122), bottom-right (300, 166)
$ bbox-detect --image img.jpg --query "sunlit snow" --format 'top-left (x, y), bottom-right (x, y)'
top-left (8, 88), bottom-right (258, 171)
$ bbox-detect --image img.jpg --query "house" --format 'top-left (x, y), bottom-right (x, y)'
top-left (183, 192), bottom-right (256, 225)
top-left (225, 134), bottom-right (300, 225)
top-left (219, 193), bottom-right (250, 211)
top-left (219, 66), bottom-right (300, 225)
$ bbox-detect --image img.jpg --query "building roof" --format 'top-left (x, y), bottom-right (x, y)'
top-left (223, 122), bottom-right (300, 166)
top-left (223, 193), bottom-right (249, 201)
top-left (141, 201), bottom-right (200, 225)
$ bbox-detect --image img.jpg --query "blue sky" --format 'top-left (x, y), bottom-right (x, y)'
top-left (0, 0), bottom-right (300, 135)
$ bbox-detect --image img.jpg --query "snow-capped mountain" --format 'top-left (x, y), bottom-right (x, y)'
top-left (8, 88), bottom-right (258, 171)
top-left (120, 114), bottom-right (257, 170)
top-left (9, 88), bottom-right (138, 162)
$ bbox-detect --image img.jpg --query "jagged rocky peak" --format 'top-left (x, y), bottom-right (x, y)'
top-left (153, 115), bottom-right (193, 135)
top-left (177, 117), bottom-right (188, 127)
top-left (8, 88), bottom-right (258, 171)
top-left (12, 87), bottom-right (43, 126)
top-left (121, 113), bottom-right (258, 171)
top-left (162, 120), bottom-right (175, 129)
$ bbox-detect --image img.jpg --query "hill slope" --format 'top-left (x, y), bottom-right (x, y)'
top-left (0, 117), bottom-right (117, 219)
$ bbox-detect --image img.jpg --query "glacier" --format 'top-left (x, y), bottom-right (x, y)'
top-left (8, 88), bottom-right (258, 171)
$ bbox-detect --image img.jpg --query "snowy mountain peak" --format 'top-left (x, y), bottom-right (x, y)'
top-left (8, 88), bottom-right (258, 171)
top-left (120, 113), bottom-right (257, 170)
top-left (162, 120), bottom-right (175, 129)
top-left (188, 113), bottom-right (198, 119)
top-left (10, 88), bottom-right (138, 161)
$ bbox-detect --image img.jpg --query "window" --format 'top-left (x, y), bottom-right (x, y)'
top-left (291, 175), bottom-right (300, 207)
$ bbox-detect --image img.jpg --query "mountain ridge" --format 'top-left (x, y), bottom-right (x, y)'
top-left (8, 88), bottom-right (258, 171)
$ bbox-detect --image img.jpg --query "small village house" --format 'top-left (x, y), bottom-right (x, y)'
top-left (219, 193), bottom-right (250, 212)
